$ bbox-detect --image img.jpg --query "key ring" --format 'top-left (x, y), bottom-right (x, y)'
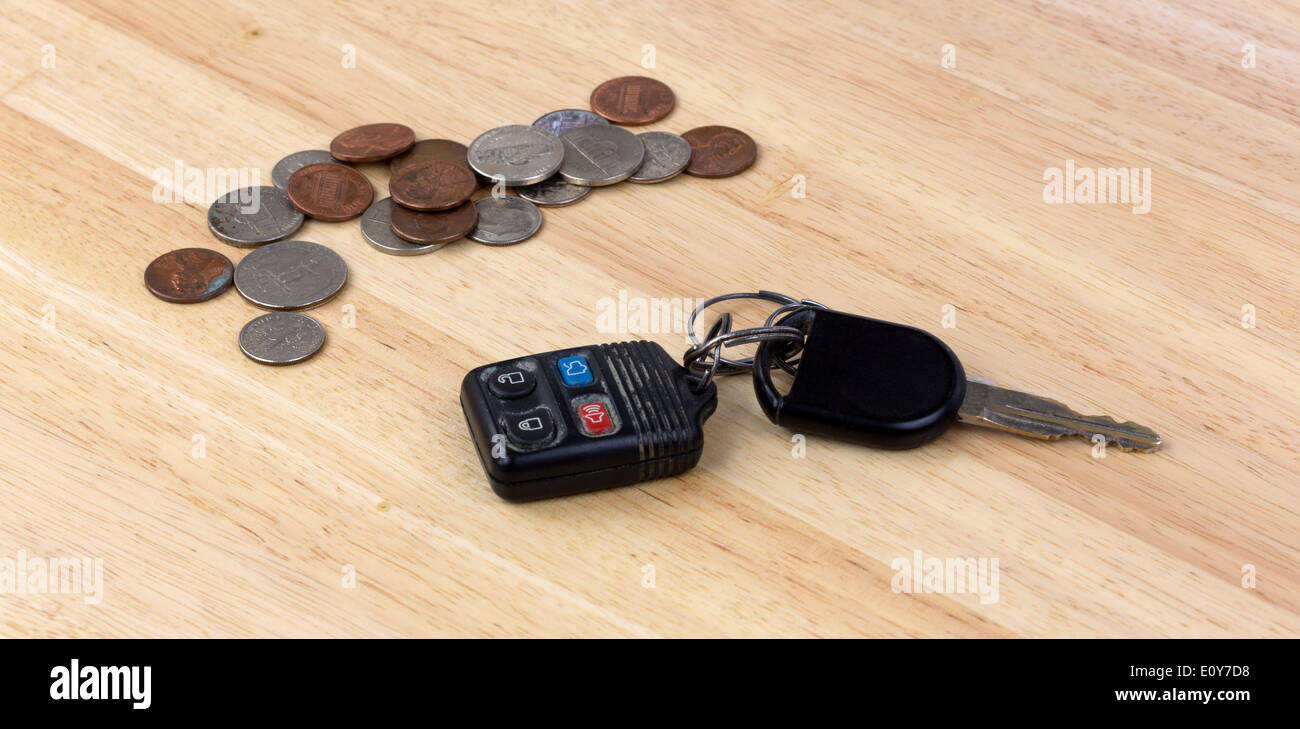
top-left (684, 290), bottom-right (828, 391)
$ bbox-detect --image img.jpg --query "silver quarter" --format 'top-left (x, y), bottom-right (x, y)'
top-left (557, 125), bottom-right (644, 186)
top-left (469, 196), bottom-right (543, 245)
top-left (532, 109), bottom-right (609, 138)
top-left (628, 131), bottom-right (691, 183)
top-left (360, 198), bottom-right (445, 255)
top-left (467, 125), bottom-right (564, 186)
top-left (234, 240), bottom-right (348, 310)
top-left (207, 186), bottom-right (304, 247)
top-left (272, 150), bottom-right (343, 189)
top-left (516, 175), bottom-right (591, 207)
top-left (239, 311), bottom-right (325, 366)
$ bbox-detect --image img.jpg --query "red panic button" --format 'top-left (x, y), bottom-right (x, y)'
top-left (575, 401), bottom-right (614, 436)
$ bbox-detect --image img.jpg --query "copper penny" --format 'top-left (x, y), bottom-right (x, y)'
top-left (681, 126), bottom-right (757, 178)
top-left (144, 247), bottom-right (234, 303)
top-left (329, 122), bottom-right (416, 163)
top-left (285, 162), bottom-right (374, 221)
top-left (388, 160), bottom-right (477, 211)
top-left (589, 76), bottom-right (675, 125)
top-left (389, 199), bottom-right (478, 244)
top-left (390, 139), bottom-right (473, 175)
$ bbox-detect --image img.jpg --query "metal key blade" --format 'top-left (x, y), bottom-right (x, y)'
top-left (957, 379), bottom-right (1163, 452)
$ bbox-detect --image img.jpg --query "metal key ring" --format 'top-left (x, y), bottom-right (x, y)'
top-left (687, 291), bottom-right (799, 371)
top-left (684, 325), bottom-right (807, 364)
top-left (690, 313), bottom-right (731, 391)
top-left (687, 291), bottom-right (826, 372)
top-left (686, 325), bottom-right (807, 392)
top-left (684, 291), bottom-right (831, 391)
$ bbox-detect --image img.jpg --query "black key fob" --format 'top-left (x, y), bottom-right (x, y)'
top-left (752, 308), bottom-right (966, 449)
top-left (461, 340), bottom-right (718, 501)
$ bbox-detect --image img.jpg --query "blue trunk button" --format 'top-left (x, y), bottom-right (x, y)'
top-left (556, 355), bottom-right (594, 387)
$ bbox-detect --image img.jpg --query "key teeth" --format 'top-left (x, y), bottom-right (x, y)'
top-left (975, 407), bottom-right (1163, 452)
top-left (1008, 424), bottom-right (1163, 452)
top-left (1081, 434), bottom-right (1164, 453)
top-left (1070, 419), bottom-right (1164, 453)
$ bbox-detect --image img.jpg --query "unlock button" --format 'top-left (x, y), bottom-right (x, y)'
top-left (488, 363), bottom-right (536, 399)
top-left (505, 407), bottom-right (555, 446)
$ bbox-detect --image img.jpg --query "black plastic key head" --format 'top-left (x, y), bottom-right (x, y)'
top-left (753, 309), bottom-right (966, 449)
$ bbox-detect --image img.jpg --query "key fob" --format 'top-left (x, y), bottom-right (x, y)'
top-left (752, 308), bottom-right (966, 449)
top-left (461, 340), bottom-right (718, 501)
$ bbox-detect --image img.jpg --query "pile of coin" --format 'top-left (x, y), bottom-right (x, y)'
top-left (146, 76), bottom-right (757, 365)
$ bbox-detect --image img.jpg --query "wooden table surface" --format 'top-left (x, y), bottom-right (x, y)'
top-left (1, 0), bottom-right (1296, 637)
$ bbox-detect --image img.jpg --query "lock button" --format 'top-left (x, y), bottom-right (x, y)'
top-left (504, 407), bottom-right (555, 446)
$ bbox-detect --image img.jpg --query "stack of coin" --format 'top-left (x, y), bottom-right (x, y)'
top-left (158, 76), bottom-right (757, 365)
top-left (383, 144), bottom-right (481, 251)
top-left (462, 76), bottom-right (757, 245)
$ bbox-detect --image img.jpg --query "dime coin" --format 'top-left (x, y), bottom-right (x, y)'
top-left (389, 199), bottom-right (477, 244)
top-left (285, 163), bottom-right (374, 221)
top-left (239, 311), bottom-right (325, 366)
top-left (557, 125), bottom-right (644, 186)
top-left (144, 248), bottom-right (234, 303)
top-left (516, 175), bottom-right (591, 207)
top-left (272, 150), bottom-right (343, 189)
top-left (629, 131), bottom-right (692, 183)
top-left (389, 139), bottom-right (472, 175)
top-left (388, 159), bottom-right (476, 211)
top-left (467, 125), bottom-right (564, 186)
top-left (469, 196), bottom-right (543, 245)
top-left (682, 125), bottom-right (757, 178)
top-left (361, 198), bottom-right (445, 255)
top-left (207, 186), bottom-right (303, 247)
top-left (532, 109), bottom-right (609, 138)
top-left (234, 240), bottom-right (348, 310)
top-left (589, 76), bottom-right (675, 125)
top-left (329, 122), bottom-right (415, 163)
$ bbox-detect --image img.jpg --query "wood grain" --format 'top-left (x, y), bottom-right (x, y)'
top-left (0, 0), bottom-right (1296, 636)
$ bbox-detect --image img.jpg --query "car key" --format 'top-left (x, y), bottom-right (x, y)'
top-left (751, 307), bottom-right (1162, 451)
top-left (461, 340), bottom-right (718, 501)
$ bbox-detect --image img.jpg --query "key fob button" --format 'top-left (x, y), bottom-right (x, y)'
top-left (556, 355), bottom-right (595, 387)
top-left (488, 364), bottom-right (536, 399)
top-left (571, 395), bottom-right (617, 437)
top-left (504, 407), bottom-right (555, 445)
